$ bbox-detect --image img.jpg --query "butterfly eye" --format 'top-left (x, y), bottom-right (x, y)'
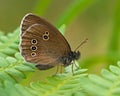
top-left (31, 52), bottom-right (36, 57)
top-left (42, 35), bottom-right (49, 41)
top-left (31, 39), bottom-right (37, 44)
top-left (30, 46), bottom-right (37, 51)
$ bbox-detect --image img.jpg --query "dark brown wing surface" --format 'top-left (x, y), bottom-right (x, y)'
top-left (20, 14), bottom-right (71, 69)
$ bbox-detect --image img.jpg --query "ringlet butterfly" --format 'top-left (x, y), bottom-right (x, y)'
top-left (20, 13), bottom-right (87, 74)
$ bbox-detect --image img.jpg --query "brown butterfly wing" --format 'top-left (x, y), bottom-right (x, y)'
top-left (20, 14), bottom-right (71, 70)
top-left (20, 13), bottom-right (43, 36)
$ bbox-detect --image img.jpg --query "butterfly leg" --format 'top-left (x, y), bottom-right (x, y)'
top-left (60, 65), bottom-right (63, 74)
top-left (71, 62), bottom-right (74, 75)
top-left (55, 66), bottom-right (59, 75)
top-left (73, 61), bottom-right (80, 69)
top-left (71, 61), bottom-right (80, 75)
top-left (55, 64), bottom-right (63, 75)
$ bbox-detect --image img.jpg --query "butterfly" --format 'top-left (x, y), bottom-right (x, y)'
top-left (20, 13), bottom-right (87, 73)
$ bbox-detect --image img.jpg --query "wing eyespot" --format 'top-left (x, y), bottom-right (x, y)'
top-left (42, 34), bottom-right (49, 41)
top-left (31, 39), bottom-right (37, 44)
top-left (30, 45), bottom-right (37, 51)
top-left (45, 31), bottom-right (49, 35)
top-left (31, 52), bottom-right (37, 57)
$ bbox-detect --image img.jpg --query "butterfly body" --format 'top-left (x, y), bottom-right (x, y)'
top-left (60, 51), bottom-right (80, 67)
top-left (20, 13), bottom-right (80, 70)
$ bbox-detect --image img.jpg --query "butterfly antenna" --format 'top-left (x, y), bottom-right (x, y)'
top-left (74, 38), bottom-right (88, 51)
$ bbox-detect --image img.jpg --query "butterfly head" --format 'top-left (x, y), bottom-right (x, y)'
top-left (61, 51), bottom-right (80, 67)
top-left (61, 38), bottom-right (88, 67)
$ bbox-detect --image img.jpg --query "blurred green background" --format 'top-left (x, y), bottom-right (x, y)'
top-left (0, 0), bottom-right (120, 82)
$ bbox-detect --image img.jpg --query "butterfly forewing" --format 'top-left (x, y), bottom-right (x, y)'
top-left (21, 13), bottom-right (43, 35)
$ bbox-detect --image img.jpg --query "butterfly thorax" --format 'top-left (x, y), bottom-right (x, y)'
top-left (61, 51), bottom-right (80, 67)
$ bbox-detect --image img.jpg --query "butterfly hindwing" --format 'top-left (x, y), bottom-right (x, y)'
top-left (20, 14), bottom-right (72, 69)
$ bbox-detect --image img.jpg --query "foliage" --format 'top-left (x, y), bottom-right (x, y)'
top-left (80, 61), bottom-right (120, 96)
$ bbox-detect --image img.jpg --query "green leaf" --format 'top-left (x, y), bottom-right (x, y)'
top-left (30, 68), bottom-right (87, 96)
top-left (80, 61), bottom-right (120, 96)
top-left (58, 24), bottom-right (66, 35)
top-left (4, 81), bottom-right (37, 96)
top-left (0, 28), bottom-right (19, 57)
top-left (0, 53), bottom-right (35, 83)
